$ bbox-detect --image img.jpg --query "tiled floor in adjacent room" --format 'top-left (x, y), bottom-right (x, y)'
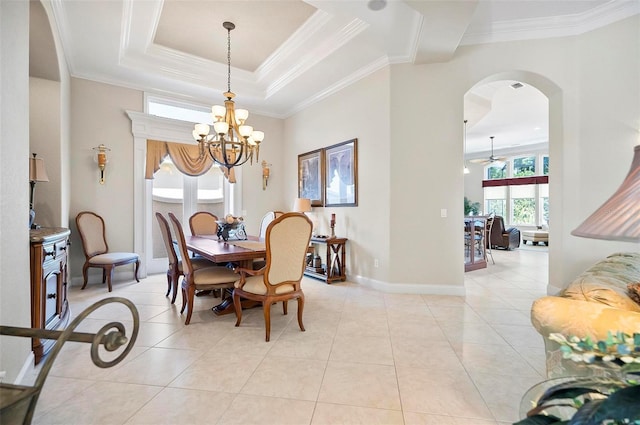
top-left (29, 246), bottom-right (549, 424)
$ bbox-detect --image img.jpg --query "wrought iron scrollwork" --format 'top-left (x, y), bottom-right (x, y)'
top-left (0, 297), bottom-right (139, 424)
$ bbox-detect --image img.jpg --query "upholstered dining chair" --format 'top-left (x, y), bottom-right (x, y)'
top-left (155, 212), bottom-right (213, 304)
top-left (189, 211), bottom-right (219, 236)
top-left (168, 212), bottom-right (239, 325)
top-left (233, 212), bottom-right (313, 341)
top-left (258, 211), bottom-right (284, 239)
top-left (75, 211), bottom-right (140, 292)
top-left (253, 211), bottom-right (285, 270)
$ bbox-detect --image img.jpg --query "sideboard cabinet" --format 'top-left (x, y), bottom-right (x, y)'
top-left (30, 227), bottom-right (71, 364)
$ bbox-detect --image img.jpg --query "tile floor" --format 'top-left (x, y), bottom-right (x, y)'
top-left (29, 246), bottom-right (549, 425)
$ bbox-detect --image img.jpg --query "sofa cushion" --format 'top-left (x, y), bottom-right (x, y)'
top-left (628, 283), bottom-right (640, 305)
top-left (561, 252), bottom-right (640, 313)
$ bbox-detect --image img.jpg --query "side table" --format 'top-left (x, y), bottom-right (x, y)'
top-left (304, 236), bottom-right (347, 283)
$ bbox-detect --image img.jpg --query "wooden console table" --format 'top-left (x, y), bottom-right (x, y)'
top-left (30, 227), bottom-right (71, 364)
top-left (304, 236), bottom-right (347, 284)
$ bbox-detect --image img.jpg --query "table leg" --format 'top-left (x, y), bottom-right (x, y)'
top-left (211, 260), bottom-right (261, 316)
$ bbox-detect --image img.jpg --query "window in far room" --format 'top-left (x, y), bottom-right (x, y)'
top-left (513, 156), bottom-right (536, 176)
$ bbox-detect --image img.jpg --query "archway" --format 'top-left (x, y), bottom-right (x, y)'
top-left (463, 71), bottom-right (562, 294)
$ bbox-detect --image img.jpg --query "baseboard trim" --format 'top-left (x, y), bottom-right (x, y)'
top-left (69, 269), bottom-right (140, 288)
top-left (350, 274), bottom-right (465, 296)
top-left (15, 352), bottom-right (35, 385)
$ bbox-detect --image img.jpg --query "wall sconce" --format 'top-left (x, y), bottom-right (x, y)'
top-left (261, 160), bottom-right (271, 190)
top-left (92, 144), bottom-right (111, 184)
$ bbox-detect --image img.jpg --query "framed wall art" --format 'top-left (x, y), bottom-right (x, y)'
top-left (324, 138), bottom-right (358, 207)
top-left (298, 149), bottom-right (324, 207)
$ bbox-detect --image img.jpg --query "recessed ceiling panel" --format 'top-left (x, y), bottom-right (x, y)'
top-left (154, 0), bottom-right (317, 72)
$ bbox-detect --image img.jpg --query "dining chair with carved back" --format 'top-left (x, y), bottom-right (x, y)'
top-left (155, 212), bottom-right (214, 304)
top-left (75, 211), bottom-right (140, 292)
top-left (168, 212), bottom-right (239, 325)
top-left (232, 212), bottom-right (313, 341)
top-left (189, 211), bottom-right (219, 236)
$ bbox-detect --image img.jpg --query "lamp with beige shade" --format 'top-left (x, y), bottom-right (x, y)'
top-left (29, 153), bottom-right (49, 229)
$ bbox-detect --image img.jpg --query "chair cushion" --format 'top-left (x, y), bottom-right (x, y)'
top-left (89, 252), bottom-right (138, 265)
top-left (235, 275), bottom-right (295, 295)
top-left (193, 266), bottom-right (238, 284)
top-left (179, 258), bottom-right (213, 272)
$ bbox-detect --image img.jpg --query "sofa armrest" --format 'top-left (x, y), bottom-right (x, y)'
top-left (531, 296), bottom-right (640, 341)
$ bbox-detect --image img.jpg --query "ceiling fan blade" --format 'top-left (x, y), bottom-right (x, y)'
top-left (469, 158), bottom-right (490, 164)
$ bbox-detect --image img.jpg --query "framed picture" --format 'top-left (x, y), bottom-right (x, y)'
top-left (298, 149), bottom-right (324, 206)
top-left (324, 138), bottom-right (358, 207)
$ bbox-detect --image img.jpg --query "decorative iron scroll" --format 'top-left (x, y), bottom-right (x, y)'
top-left (0, 297), bottom-right (139, 424)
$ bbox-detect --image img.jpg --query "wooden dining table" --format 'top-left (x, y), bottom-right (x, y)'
top-left (185, 235), bottom-right (267, 316)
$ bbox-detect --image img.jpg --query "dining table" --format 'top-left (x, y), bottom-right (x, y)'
top-left (185, 235), bottom-right (267, 315)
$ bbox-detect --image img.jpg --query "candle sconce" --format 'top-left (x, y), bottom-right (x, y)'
top-left (261, 160), bottom-right (271, 190)
top-left (92, 144), bottom-right (111, 184)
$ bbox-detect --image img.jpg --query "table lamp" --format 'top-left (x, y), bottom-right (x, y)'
top-left (29, 153), bottom-right (49, 229)
top-left (571, 145), bottom-right (640, 242)
top-left (293, 197), bottom-right (312, 213)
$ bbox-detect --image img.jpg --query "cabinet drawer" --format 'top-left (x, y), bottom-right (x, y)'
top-left (41, 239), bottom-right (68, 265)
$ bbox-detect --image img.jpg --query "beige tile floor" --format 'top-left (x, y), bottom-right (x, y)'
top-left (29, 246), bottom-right (549, 425)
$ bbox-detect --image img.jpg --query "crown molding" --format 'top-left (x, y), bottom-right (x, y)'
top-left (460, 0), bottom-right (640, 46)
top-left (284, 55), bottom-right (389, 117)
top-left (266, 18), bottom-right (369, 98)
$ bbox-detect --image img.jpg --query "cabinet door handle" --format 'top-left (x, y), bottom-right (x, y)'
top-left (44, 249), bottom-right (56, 259)
top-left (59, 246), bottom-right (67, 252)
top-left (47, 293), bottom-right (56, 299)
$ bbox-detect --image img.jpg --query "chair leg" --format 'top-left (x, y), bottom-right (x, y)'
top-left (184, 285), bottom-right (195, 325)
top-left (102, 269), bottom-right (107, 284)
top-left (106, 267), bottom-right (114, 292)
top-left (180, 283), bottom-right (187, 314)
top-left (134, 259), bottom-right (140, 282)
top-left (263, 302), bottom-right (271, 342)
top-left (297, 295), bottom-right (305, 333)
top-left (233, 290), bottom-right (243, 327)
top-left (81, 264), bottom-right (89, 290)
top-left (282, 300), bottom-right (288, 315)
top-left (165, 271), bottom-right (172, 297)
top-left (171, 274), bottom-right (180, 304)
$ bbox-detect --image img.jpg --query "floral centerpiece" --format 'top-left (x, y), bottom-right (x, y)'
top-left (216, 214), bottom-right (246, 241)
top-left (515, 331), bottom-right (640, 425)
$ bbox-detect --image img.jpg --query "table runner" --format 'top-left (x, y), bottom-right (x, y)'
top-left (227, 241), bottom-right (265, 251)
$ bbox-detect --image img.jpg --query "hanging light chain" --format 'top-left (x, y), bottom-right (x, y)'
top-left (226, 24), bottom-right (231, 94)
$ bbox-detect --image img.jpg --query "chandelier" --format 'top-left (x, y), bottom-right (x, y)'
top-left (192, 21), bottom-right (264, 170)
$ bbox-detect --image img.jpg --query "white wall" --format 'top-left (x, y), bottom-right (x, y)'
top-left (285, 67), bottom-right (392, 287)
top-left (390, 15), bottom-right (639, 292)
top-left (0, 0), bottom-right (32, 383)
top-left (284, 15), bottom-right (639, 294)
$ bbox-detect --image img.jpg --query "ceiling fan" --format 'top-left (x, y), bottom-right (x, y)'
top-left (469, 136), bottom-right (508, 165)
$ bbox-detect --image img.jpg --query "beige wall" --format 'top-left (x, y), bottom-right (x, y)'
top-left (285, 67), bottom-right (392, 286)
top-left (388, 14), bottom-right (639, 292)
top-left (69, 78), bottom-right (143, 282)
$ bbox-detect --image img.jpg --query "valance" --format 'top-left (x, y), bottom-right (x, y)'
top-left (145, 139), bottom-right (236, 183)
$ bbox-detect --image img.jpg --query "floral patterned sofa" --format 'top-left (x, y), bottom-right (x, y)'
top-left (531, 252), bottom-right (640, 378)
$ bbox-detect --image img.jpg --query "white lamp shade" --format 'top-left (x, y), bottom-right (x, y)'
top-left (293, 197), bottom-right (312, 213)
top-left (195, 123), bottom-right (210, 136)
top-left (212, 105), bottom-right (226, 118)
top-left (192, 129), bottom-right (200, 140)
top-left (213, 121), bottom-right (229, 135)
top-left (571, 145), bottom-right (640, 242)
top-left (239, 125), bottom-right (253, 138)
top-left (252, 130), bottom-right (264, 142)
top-left (235, 109), bottom-right (249, 122)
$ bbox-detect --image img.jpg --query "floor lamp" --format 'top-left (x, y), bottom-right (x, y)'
top-left (571, 145), bottom-right (640, 242)
top-left (29, 153), bottom-right (49, 229)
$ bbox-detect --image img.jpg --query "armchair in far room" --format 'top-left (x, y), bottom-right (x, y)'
top-left (489, 215), bottom-right (521, 250)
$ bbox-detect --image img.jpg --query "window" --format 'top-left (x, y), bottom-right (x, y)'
top-left (487, 163), bottom-right (507, 179)
top-left (511, 184), bottom-right (536, 225)
top-left (513, 156), bottom-right (536, 176)
top-left (485, 186), bottom-right (506, 217)
top-left (482, 152), bottom-right (549, 227)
